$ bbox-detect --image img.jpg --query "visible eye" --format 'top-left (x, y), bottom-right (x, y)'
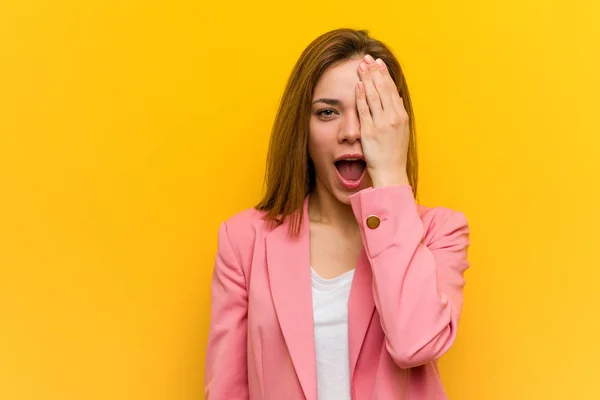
top-left (316, 108), bottom-right (338, 119)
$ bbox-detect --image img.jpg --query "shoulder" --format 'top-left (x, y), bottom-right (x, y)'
top-left (417, 203), bottom-right (470, 246)
top-left (222, 206), bottom-right (269, 237)
top-left (417, 203), bottom-right (468, 226)
top-left (217, 206), bottom-right (270, 261)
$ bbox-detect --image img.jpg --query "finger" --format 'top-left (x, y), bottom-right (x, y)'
top-left (356, 81), bottom-right (373, 132)
top-left (376, 59), bottom-right (407, 115)
top-left (358, 61), bottom-right (383, 119)
top-left (370, 58), bottom-right (397, 112)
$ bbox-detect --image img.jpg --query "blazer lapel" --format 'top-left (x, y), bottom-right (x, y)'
top-left (266, 197), bottom-right (317, 400)
top-left (348, 248), bottom-right (376, 382)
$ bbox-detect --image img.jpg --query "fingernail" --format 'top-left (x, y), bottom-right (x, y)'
top-left (376, 58), bottom-right (385, 67)
top-left (359, 63), bottom-right (367, 72)
top-left (364, 54), bottom-right (375, 64)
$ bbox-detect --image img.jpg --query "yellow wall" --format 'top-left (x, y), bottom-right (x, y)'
top-left (1, 0), bottom-right (599, 399)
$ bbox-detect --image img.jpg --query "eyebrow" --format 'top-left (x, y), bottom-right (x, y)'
top-left (312, 98), bottom-right (343, 107)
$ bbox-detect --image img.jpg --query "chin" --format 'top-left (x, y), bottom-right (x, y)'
top-left (331, 180), bottom-right (371, 205)
top-left (333, 191), bottom-right (353, 205)
top-left (313, 171), bottom-right (371, 205)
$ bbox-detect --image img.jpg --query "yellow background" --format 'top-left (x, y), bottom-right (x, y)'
top-left (1, 0), bottom-right (599, 399)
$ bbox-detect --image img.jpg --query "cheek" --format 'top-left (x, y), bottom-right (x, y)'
top-left (308, 137), bottom-right (326, 167)
top-left (308, 143), bottom-right (333, 182)
top-left (308, 121), bottom-right (326, 163)
top-left (309, 120), bottom-right (336, 154)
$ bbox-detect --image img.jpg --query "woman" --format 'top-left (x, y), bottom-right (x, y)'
top-left (205, 28), bottom-right (471, 400)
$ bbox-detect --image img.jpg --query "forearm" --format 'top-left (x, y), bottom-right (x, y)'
top-left (350, 185), bottom-right (470, 368)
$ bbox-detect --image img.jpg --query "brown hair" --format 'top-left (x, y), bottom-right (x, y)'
top-left (256, 28), bottom-right (418, 235)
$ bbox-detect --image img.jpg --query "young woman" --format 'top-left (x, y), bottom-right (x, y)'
top-left (205, 28), bottom-right (471, 400)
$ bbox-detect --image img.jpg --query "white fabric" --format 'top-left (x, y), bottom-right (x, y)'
top-left (311, 267), bottom-right (355, 400)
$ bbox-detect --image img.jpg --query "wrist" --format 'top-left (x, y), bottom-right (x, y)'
top-left (370, 168), bottom-right (409, 188)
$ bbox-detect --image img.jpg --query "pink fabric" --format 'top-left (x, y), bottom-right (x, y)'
top-left (205, 185), bottom-right (471, 400)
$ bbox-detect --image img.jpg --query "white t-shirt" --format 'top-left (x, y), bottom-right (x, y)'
top-left (311, 267), bottom-right (355, 400)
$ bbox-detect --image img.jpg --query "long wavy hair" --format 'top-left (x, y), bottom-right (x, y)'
top-left (256, 28), bottom-right (418, 236)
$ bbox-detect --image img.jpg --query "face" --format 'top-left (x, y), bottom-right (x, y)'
top-left (308, 57), bottom-right (372, 204)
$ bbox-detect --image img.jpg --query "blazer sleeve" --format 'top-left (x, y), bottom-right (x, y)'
top-left (349, 185), bottom-right (471, 369)
top-left (204, 222), bottom-right (249, 399)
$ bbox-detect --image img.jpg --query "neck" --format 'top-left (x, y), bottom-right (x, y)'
top-left (307, 182), bottom-right (358, 232)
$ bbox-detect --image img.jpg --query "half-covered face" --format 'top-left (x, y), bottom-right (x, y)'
top-left (308, 57), bottom-right (372, 204)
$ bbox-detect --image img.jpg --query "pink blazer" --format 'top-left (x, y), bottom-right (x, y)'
top-left (205, 185), bottom-right (470, 400)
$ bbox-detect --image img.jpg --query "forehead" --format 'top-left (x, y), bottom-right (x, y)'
top-left (312, 57), bottom-right (362, 100)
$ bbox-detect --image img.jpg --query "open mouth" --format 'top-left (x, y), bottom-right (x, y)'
top-left (335, 158), bottom-right (366, 181)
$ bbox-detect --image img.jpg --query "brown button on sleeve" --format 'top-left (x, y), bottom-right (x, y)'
top-left (366, 215), bottom-right (381, 229)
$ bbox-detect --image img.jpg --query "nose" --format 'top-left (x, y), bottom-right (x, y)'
top-left (338, 111), bottom-right (361, 144)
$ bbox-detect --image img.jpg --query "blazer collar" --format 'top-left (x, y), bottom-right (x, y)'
top-left (266, 196), bottom-right (316, 400)
top-left (265, 194), bottom-right (375, 400)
